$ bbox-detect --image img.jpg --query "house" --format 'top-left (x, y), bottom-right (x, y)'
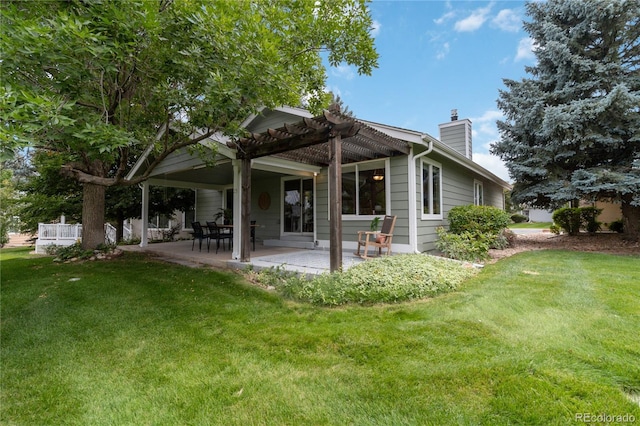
top-left (128, 106), bottom-right (510, 266)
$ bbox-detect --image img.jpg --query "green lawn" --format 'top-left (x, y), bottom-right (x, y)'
top-left (509, 221), bottom-right (553, 229)
top-left (2, 247), bottom-right (639, 425)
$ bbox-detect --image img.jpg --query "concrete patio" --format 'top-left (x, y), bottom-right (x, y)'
top-left (119, 239), bottom-right (366, 276)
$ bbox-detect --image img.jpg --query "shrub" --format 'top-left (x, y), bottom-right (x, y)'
top-left (510, 213), bottom-right (528, 223)
top-left (448, 205), bottom-right (511, 235)
top-left (580, 207), bottom-right (602, 234)
top-left (608, 220), bottom-right (624, 233)
top-left (552, 207), bottom-right (582, 235)
top-left (552, 206), bottom-right (603, 235)
top-left (550, 224), bottom-right (561, 234)
top-left (493, 228), bottom-right (516, 250)
top-left (258, 254), bottom-right (478, 306)
top-left (0, 222), bottom-right (8, 247)
top-left (435, 227), bottom-right (493, 263)
top-left (45, 242), bottom-right (116, 262)
top-left (436, 205), bottom-right (511, 262)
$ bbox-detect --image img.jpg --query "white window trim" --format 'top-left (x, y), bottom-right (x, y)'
top-left (474, 180), bottom-right (484, 206)
top-left (338, 159), bottom-right (390, 220)
top-left (421, 158), bottom-right (443, 220)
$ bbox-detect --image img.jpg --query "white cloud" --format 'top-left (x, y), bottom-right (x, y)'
top-left (515, 37), bottom-right (536, 62)
top-left (471, 110), bottom-right (503, 146)
top-left (434, 10), bottom-right (456, 25)
top-left (370, 19), bottom-right (381, 37)
top-left (331, 64), bottom-right (355, 80)
top-left (472, 110), bottom-right (503, 124)
top-left (436, 42), bottom-right (450, 60)
top-left (473, 152), bottom-right (511, 182)
top-left (454, 4), bottom-right (492, 32)
top-left (492, 9), bottom-right (521, 32)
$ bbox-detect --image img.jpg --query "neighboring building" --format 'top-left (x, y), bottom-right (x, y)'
top-left (526, 201), bottom-right (622, 225)
top-left (128, 107), bottom-right (510, 256)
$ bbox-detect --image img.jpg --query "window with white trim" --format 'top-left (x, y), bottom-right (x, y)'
top-left (474, 180), bottom-right (484, 206)
top-left (341, 160), bottom-right (388, 216)
top-left (421, 159), bottom-right (442, 219)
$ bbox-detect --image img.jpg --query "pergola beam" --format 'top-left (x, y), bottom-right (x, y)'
top-left (228, 108), bottom-right (410, 270)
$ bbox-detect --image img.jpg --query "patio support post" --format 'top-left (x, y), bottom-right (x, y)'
top-left (328, 132), bottom-right (343, 272)
top-left (139, 181), bottom-right (149, 247)
top-left (231, 159), bottom-right (241, 260)
top-left (240, 157), bottom-right (252, 262)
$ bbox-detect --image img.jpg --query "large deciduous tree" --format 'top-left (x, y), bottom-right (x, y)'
top-left (1, 0), bottom-right (378, 249)
top-left (492, 0), bottom-right (640, 238)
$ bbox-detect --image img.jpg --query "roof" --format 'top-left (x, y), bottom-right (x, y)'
top-left (229, 108), bottom-right (411, 166)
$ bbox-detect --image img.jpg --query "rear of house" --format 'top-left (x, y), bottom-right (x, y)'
top-left (128, 106), bottom-right (509, 256)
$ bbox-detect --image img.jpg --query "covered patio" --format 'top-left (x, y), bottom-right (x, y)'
top-left (131, 106), bottom-right (410, 272)
top-left (119, 239), bottom-right (366, 276)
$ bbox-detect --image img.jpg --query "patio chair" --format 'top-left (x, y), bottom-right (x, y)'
top-left (191, 221), bottom-right (211, 252)
top-left (206, 221), bottom-right (232, 254)
top-left (355, 215), bottom-right (397, 259)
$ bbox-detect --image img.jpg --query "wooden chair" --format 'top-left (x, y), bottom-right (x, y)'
top-left (355, 215), bottom-right (397, 259)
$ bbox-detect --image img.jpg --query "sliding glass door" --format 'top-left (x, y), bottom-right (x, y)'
top-left (283, 178), bottom-right (314, 234)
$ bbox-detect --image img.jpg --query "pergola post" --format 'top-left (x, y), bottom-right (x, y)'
top-left (328, 133), bottom-right (343, 272)
top-left (231, 159), bottom-right (241, 260)
top-left (240, 157), bottom-right (252, 262)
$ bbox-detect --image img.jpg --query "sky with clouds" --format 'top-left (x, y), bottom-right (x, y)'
top-left (324, 0), bottom-right (537, 182)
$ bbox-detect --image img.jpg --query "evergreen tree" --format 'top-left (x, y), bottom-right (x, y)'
top-left (492, 0), bottom-right (640, 238)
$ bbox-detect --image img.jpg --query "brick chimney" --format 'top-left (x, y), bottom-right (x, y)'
top-left (438, 109), bottom-right (472, 159)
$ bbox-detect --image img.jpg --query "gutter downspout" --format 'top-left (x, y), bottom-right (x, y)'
top-left (408, 135), bottom-right (434, 253)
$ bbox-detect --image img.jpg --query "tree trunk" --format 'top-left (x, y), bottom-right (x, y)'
top-left (82, 182), bottom-right (106, 249)
top-left (621, 194), bottom-right (640, 241)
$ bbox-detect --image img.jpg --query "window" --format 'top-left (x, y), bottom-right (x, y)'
top-left (422, 159), bottom-right (442, 219)
top-left (341, 160), bottom-right (387, 216)
top-left (148, 214), bottom-right (174, 229)
top-left (474, 180), bottom-right (484, 206)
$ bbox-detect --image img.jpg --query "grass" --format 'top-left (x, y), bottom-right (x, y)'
top-left (2, 247), bottom-right (639, 425)
top-left (509, 221), bottom-right (553, 229)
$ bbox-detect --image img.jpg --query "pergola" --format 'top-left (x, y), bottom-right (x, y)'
top-left (227, 107), bottom-right (410, 272)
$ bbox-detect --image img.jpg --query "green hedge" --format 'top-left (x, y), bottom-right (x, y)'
top-left (448, 205), bottom-right (511, 235)
top-left (436, 205), bottom-right (511, 262)
top-left (552, 207), bottom-right (602, 235)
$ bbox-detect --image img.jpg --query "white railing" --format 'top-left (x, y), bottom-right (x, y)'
top-left (104, 223), bottom-right (133, 244)
top-left (105, 223), bottom-right (117, 245)
top-left (37, 223), bottom-right (82, 241)
top-left (35, 223), bottom-right (83, 253)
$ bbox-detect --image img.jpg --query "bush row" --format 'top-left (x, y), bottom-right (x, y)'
top-left (551, 207), bottom-right (602, 235)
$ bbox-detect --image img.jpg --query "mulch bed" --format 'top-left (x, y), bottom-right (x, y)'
top-left (489, 232), bottom-right (640, 262)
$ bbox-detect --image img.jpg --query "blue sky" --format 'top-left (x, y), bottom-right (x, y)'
top-left (324, 0), bottom-right (537, 182)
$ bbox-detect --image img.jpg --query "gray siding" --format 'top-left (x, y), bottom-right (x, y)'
top-left (151, 148), bottom-right (205, 176)
top-left (438, 119), bottom-right (472, 159)
top-left (195, 189), bottom-right (223, 222)
top-left (415, 152), bottom-right (505, 252)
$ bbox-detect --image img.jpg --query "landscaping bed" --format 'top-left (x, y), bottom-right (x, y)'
top-left (490, 231), bottom-right (640, 262)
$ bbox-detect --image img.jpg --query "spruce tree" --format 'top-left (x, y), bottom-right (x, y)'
top-left (492, 0), bottom-right (640, 238)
